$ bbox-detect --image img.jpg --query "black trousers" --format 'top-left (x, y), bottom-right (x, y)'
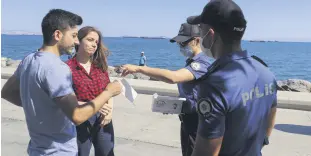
top-left (179, 113), bottom-right (199, 156)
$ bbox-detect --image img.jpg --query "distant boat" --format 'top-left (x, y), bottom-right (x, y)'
top-left (249, 40), bottom-right (265, 42)
top-left (2, 30), bottom-right (41, 36)
top-left (249, 40), bottom-right (279, 43)
top-left (121, 36), bottom-right (167, 39)
top-left (140, 36), bottom-right (167, 39)
top-left (122, 36), bottom-right (140, 38)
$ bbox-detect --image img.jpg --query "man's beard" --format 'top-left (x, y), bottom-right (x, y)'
top-left (58, 44), bottom-right (75, 56)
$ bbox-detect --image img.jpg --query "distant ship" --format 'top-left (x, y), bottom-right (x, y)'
top-left (2, 30), bottom-right (41, 35)
top-left (249, 40), bottom-right (279, 43)
top-left (249, 40), bottom-right (265, 42)
top-left (122, 36), bottom-right (167, 39)
top-left (140, 36), bottom-right (167, 39)
top-left (122, 36), bottom-right (140, 38)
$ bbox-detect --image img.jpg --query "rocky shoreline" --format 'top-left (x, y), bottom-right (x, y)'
top-left (1, 57), bottom-right (154, 81)
top-left (2, 57), bottom-right (311, 93)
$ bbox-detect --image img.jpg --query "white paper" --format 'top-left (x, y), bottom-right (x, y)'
top-left (118, 79), bottom-right (137, 104)
top-left (152, 93), bottom-right (186, 114)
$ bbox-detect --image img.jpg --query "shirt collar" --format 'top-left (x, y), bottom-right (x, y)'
top-left (224, 50), bottom-right (249, 60)
top-left (208, 50), bottom-right (249, 70)
top-left (71, 56), bottom-right (97, 71)
top-left (215, 50), bottom-right (249, 64)
top-left (191, 52), bottom-right (204, 61)
top-left (186, 51), bottom-right (204, 63)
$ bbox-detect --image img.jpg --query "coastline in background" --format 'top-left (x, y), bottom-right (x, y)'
top-left (2, 57), bottom-right (311, 93)
top-left (1, 34), bottom-right (311, 82)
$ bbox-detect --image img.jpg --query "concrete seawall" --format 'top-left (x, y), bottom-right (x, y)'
top-left (2, 67), bottom-right (311, 111)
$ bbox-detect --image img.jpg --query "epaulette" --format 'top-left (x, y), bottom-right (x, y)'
top-left (196, 59), bottom-right (222, 82)
top-left (251, 55), bottom-right (268, 67)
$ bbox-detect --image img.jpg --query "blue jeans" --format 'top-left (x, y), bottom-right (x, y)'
top-left (76, 113), bottom-right (114, 156)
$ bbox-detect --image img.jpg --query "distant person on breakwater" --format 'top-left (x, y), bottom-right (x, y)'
top-left (66, 26), bottom-right (115, 156)
top-left (1, 9), bottom-right (122, 156)
top-left (120, 23), bottom-right (212, 156)
top-left (139, 51), bottom-right (147, 66)
top-left (187, 0), bottom-right (278, 155)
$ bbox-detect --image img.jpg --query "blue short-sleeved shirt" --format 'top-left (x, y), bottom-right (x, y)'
top-left (15, 51), bottom-right (77, 156)
top-left (177, 52), bottom-right (213, 113)
top-left (196, 51), bottom-right (277, 156)
top-left (139, 56), bottom-right (146, 65)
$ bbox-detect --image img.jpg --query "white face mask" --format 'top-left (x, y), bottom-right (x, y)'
top-left (180, 45), bottom-right (194, 58)
top-left (200, 30), bottom-right (215, 58)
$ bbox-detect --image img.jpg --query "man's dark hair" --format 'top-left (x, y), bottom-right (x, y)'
top-left (41, 9), bottom-right (83, 44)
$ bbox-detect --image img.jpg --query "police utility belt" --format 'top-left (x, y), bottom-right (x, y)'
top-left (178, 101), bottom-right (198, 122)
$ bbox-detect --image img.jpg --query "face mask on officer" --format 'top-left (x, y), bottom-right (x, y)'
top-left (180, 45), bottom-right (193, 58)
top-left (200, 29), bottom-right (216, 58)
top-left (179, 38), bottom-right (200, 58)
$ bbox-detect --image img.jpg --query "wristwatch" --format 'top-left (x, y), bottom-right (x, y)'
top-left (263, 136), bottom-right (270, 146)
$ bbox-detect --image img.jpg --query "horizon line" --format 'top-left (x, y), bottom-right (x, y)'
top-left (1, 33), bottom-right (311, 43)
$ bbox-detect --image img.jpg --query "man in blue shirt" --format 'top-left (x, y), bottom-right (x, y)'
top-left (139, 51), bottom-right (147, 66)
top-left (187, 0), bottom-right (278, 155)
top-left (1, 9), bottom-right (122, 156)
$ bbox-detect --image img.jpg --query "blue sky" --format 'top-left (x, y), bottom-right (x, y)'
top-left (1, 0), bottom-right (311, 42)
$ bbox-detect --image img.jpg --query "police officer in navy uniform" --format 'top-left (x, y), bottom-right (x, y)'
top-left (120, 23), bottom-right (212, 156)
top-left (187, 0), bottom-right (278, 156)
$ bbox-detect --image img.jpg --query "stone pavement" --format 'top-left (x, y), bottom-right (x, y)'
top-left (1, 79), bottom-right (311, 156)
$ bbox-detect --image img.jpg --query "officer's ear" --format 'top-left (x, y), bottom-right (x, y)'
top-left (208, 28), bottom-right (215, 40)
top-left (194, 37), bottom-right (201, 46)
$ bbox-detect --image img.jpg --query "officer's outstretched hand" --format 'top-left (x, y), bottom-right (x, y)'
top-left (121, 64), bottom-right (140, 76)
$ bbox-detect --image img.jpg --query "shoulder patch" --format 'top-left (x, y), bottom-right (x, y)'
top-left (197, 99), bottom-right (212, 117)
top-left (190, 62), bottom-right (201, 71)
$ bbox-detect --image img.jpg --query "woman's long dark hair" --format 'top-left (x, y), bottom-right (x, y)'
top-left (75, 26), bottom-right (110, 72)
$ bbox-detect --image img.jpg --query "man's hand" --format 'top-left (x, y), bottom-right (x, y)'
top-left (121, 64), bottom-right (141, 76)
top-left (105, 80), bottom-right (122, 97)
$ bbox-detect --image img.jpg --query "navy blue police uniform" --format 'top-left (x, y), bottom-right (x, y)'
top-left (195, 51), bottom-right (277, 156)
top-left (178, 52), bottom-right (212, 156)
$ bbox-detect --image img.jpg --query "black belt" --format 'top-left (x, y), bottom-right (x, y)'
top-left (179, 112), bottom-right (198, 122)
top-left (179, 101), bottom-right (197, 122)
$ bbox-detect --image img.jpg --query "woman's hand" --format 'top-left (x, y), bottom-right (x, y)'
top-left (99, 103), bottom-right (112, 116)
top-left (101, 110), bottom-right (113, 126)
top-left (100, 99), bottom-right (113, 127)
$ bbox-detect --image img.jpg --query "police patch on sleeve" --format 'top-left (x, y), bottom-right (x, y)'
top-left (190, 62), bottom-right (201, 71)
top-left (197, 99), bottom-right (212, 117)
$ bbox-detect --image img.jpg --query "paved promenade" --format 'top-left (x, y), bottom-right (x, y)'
top-left (1, 79), bottom-right (311, 156)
